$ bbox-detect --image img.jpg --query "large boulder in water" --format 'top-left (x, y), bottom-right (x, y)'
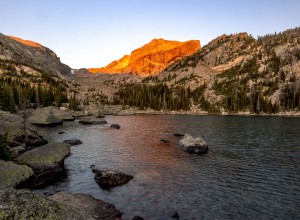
top-left (0, 110), bottom-right (47, 148)
top-left (16, 142), bottom-right (71, 187)
top-left (0, 189), bottom-right (83, 219)
top-left (179, 133), bottom-right (208, 154)
top-left (92, 166), bottom-right (133, 189)
top-left (48, 191), bottom-right (123, 220)
top-left (0, 160), bottom-right (33, 189)
top-left (79, 116), bottom-right (107, 125)
top-left (28, 107), bottom-right (64, 127)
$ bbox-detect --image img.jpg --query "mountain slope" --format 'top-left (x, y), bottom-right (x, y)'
top-left (107, 28), bottom-right (300, 114)
top-left (89, 38), bottom-right (200, 76)
top-left (0, 33), bottom-right (71, 76)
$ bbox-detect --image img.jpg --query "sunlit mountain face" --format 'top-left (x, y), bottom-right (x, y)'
top-left (89, 38), bottom-right (200, 76)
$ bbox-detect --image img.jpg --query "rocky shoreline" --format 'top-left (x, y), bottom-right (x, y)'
top-left (82, 104), bottom-right (300, 117)
top-left (1, 105), bottom-right (297, 219)
top-left (0, 108), bottom-right (125, 219)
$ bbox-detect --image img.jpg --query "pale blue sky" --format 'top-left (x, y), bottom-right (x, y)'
top-left (1, 0), bottom-right (299, 68)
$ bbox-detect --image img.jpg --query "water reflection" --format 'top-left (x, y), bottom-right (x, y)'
top-left (36, 115), bottom-right (300, 220)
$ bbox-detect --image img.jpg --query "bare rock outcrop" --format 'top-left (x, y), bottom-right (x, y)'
top-left (0, 33), bottom-right (71, 76)
top-left (89, 38), bottom-right (200, 76)
top-left (48, 191), bottom-right (123, 220)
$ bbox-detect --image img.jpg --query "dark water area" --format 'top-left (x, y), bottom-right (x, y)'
top-left (36, 115), bottom-right (300, 220)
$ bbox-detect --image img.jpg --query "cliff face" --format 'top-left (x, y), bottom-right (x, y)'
top-left (89, 38), bottom-right (200, 76)
top-left (0, 33), bottom-right (71, 76)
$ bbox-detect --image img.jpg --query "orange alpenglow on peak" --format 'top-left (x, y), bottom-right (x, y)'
top-left (8, 36), bottom-right (45, 49)
top-left (89, 38), bottom-right (200, 76)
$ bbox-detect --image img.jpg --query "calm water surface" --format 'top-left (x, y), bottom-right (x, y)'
top-left (36, 115), bottom-right (300, 220)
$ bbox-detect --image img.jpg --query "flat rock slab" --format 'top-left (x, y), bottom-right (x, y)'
top-left (63, 138), bottom-right (83, 146)
top-left (79, 117), bottom-right (107, 125)
top-left (0, 160), bottom-right (33, 190)
top-left (179, 133), bottom-right (208, 154)
top-left (28, 113), bottom-right (63, 127)
top-left (0, 189), bottom-right (83, 219)
top-left (92, 167), bottom-right (133, 189)
top-left (48, 191), bottom-right (123, 220)
top-left (16, 142), bottom-right (71, 187)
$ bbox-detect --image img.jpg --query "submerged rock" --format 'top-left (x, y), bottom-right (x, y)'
top-left (174, 133), bottom-right (184, 137)
top-left (110, 124), bottom-right (120, 129)
top-left (0, 189), bottom-right (83, 219)
top-left (161, 139), bottom-right (170, 143)
top-left (79, 117), bottom-right (107, 125)
top-left (132, 216), bottom-right (144, 220)
top-left (92, 167), bottom-right (133, 189)
top-left (63, 138), bottom-right (83, 146)
top-left (0, 160), bottom-right (33, 189)
top-left (48, 191), bottom-right (123, 220)
top-left (179, 133), bottom-right (208, 154)
top-left (16, 142), bottom-right (71, 187)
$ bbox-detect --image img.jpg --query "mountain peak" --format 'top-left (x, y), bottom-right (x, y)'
top-left (89, 38), bottom-right (200, 76)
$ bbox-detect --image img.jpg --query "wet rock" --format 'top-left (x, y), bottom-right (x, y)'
top-left (79, 116), bottom-right (107, 125)
top-left (174, 133), bottom-right (184, 137)
top-left (179, 133), bottom-right (208, 154)
top-left (0, 189), bottom-right (83, 219)
top-left (161, 139), bottom-right (170, 143)
top-left (58, 131), bottom-right (65, 134)
top-left (16, 142), bottom-right (71, 187)
top-left (63, 138), bottom-right (83, 146)
top-left (92, 167), bottom-right (133, 189)
top-left (0, 111), bottom-right (47, 148)
top-left (132, 216), bottom-right (144, 220)
top-left (110, 124), bottom-right (120, 129)
top-left (0, 160), bottom-right (33, 189)
top-left (48, 191), bottom-right (123, 220)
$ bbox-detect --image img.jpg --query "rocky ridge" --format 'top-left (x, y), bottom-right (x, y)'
top-left (0, 33), bottom-right (71, 77)
top-left (89, 38), bottom-right (200, 76)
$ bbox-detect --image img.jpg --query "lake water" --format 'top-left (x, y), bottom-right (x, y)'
top-left (36, 115), bottom-right (300, 220)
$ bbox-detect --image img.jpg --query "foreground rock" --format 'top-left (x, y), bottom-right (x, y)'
top-left (0, 110), bottom-right (47, 148)
top-left (16, 142), bottom-right (71, 187)
top-left (79, 116), bottom-right (107, 125)
top-left (48, 191), bottom-right (123, 220)
top-left (0, 160), bottom-right (33, 189)
top-left (92, 166), bottom-right (133, 189)
top-left (63, 138), bottom-right (83, 146)
top-left (179, 134), bottom-right (208, 154)
top-left (0, 189), bottom-right (83, 219)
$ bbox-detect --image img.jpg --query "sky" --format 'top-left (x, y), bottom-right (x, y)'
top-left (1, 0), bottom-right (300, 69)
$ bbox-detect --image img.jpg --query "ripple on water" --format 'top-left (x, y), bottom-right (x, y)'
top-left (35, 115), bottom-right (300, 220)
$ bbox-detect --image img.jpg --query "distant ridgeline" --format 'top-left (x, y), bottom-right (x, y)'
top-left (110, 27), bottom-right (300, 113)
top-left (1, 28), bottom-right (300, 114)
